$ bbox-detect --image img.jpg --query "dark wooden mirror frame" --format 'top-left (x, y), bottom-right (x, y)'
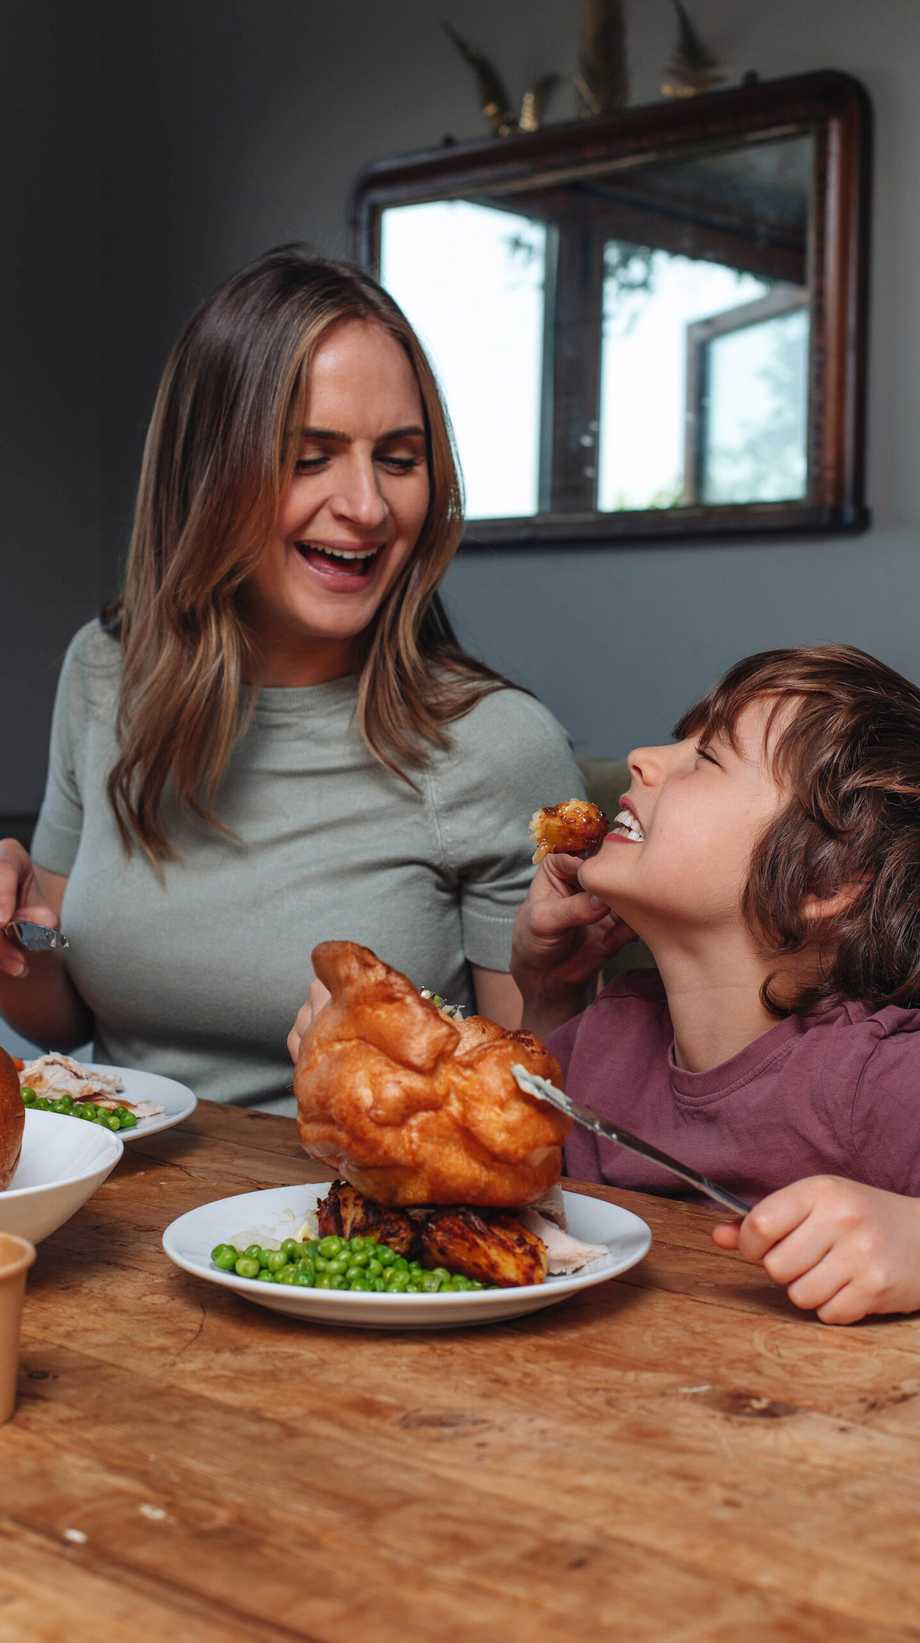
top-left (353, 69), bottom-right (871, 549)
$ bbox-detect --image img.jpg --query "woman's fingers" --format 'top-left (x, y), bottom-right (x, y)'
top-left (286, 979), bottom-right (332, 1065)
top-left (0, 843), bottom-right (30, 924)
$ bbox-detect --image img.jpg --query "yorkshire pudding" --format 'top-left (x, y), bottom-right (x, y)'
top-left (0, 1047), bottom-right (24, 1191)
top-left (294, 941), bottom-right (570, 1207)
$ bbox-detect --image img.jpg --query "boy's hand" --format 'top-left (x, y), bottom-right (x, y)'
top-left (512, 853), bottom-right (635, 991)
top-left (713, 1176), bottom-right (920, 1325)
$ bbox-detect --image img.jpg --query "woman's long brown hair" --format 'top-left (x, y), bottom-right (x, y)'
top-left (106, 247), bottom-right (512, 863)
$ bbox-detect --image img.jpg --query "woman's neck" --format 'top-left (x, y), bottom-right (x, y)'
top-left (246, 635), bottom-right (360, 688)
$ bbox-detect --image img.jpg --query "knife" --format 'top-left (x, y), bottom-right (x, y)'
top-left (1, 919), bottom-right (70, 953)
top-left (511, 1063), bottom-right (751, 1217)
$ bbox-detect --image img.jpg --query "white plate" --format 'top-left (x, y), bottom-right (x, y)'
top-left (0, 1110), bottom-right (123, 1243)
top-left (162, 1185), bottom-right (652, 1330)
top-left (71, 1064), bottom-right (197, 1141)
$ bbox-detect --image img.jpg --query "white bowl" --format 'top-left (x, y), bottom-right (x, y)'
top-left (0, 1110), bottom-right (123, 1243)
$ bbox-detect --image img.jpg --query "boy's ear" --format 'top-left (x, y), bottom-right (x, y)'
top-left (801, 883), bottom-right (864, 922)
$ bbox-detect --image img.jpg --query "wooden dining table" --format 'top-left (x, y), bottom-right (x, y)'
top-left (3, 1097), bottom-right (920, 1642)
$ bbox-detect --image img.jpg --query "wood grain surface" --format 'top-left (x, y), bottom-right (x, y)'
top-left (3, 1100), bottom-right (920, 1642)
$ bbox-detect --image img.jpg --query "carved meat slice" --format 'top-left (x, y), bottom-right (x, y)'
top-left (520, 1210), bottom-right (608, 1274)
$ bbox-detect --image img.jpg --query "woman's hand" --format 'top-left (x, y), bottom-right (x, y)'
top-left (287, 977), bottom-right (331, 1066)
top-left (512, 853), bottom-right (635, 990)
top-left (0, 839), bottom-right (60, 978)
top-left (713, 1176), bottom-right (920, 1325)
top-left (511, 853), bottom-right (635, 1037)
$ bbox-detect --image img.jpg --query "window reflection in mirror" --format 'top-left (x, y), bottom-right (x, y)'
top-left (377, 132), bottom-right (814, 523)
top-left (380, 199), bottom-right (549, 519)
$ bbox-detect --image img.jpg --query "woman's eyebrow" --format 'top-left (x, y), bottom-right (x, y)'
top-left (300, 424), bottom-right (426, 442)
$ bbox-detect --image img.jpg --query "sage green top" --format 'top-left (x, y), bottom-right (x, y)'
top-left (31, 621), bottom-right (585, 1109)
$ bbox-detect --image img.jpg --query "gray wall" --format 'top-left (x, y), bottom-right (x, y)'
top-left (4, 0), bottom-right (920, 814)
top-left (1, 0), bottom-right (103, 813)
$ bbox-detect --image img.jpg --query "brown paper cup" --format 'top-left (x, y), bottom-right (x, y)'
top-left (0, 1233), bottom-right (36, 1424)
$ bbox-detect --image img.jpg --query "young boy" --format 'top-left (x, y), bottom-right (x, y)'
top-left (512, 644), bottom-right (920, 1327)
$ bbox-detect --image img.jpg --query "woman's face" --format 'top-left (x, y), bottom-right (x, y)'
top-left (242, 317), bottom-right (430, 684)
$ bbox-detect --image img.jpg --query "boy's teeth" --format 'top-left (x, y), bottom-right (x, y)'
top-left (613, 808), bottom-right (645, 842)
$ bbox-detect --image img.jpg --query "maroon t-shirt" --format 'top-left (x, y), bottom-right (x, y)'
top-left (549, 970), bottom-right (920, 1203)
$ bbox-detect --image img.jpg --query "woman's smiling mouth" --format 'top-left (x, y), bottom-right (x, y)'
top-left (294, 540), bottom-right (384, 586)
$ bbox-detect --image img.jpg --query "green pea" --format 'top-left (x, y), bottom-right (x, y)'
top-left (327, 1255), bottom-right (350, 1277)
top-left (419, 1273), bottom-right (441, 1293)
top-left (234, 1256), bottom-right (260, 1279)
top-left (264, 1251), bottom-right (287, 1273)
top-left (328, 1276), bottom-right (347, 1290)
top-left (346, 1249), bottom-right (369, 1268)
top-left (21, 1088), bottom-right (35, 1106)
top-left (314, 1275), bottom-right (332, 1289)
top-left (349, 1276), bottom-right (373, 1291)
top-left (277, 1266), bottom-right (298, 1284)
top-left (211, 1243), bottom-right (238, 1272)
top-left (243, 1244), bottom-right (262, 1262)
top-left (370, 1277), bottom-right (386, 1292)
top-left (366, 1258), bottom-right (383, 1279)
top-left (256, 1271), bottom-right (275, 1283)
top-left (280, 1238), bottom-right (301, 1260)
top-left (393, 1257), bottom-right (410, 1274)
top-left (318, 1236), bottom-right (344, 1258)
top-left (105, 1114), bottom-right (122, 1131)
top-left (430, 1268), bottom-right (450, 1283)
top-left (375, 1246), bottom-right (396, 1267)
top-left (77, 1102), bottom-right (97, 1120)
top-left (293, 1270), bottom-right (315, 1288)
top-left (386, 1274), bottom-right (410, 1293)
top-left (52, 1096), bottom-right (73, 1114)
top-left (119, 1111), bottom-right (138, 1129)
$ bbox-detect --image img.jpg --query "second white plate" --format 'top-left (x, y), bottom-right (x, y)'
top-left (78, 1064), bottom-right (197, 1141)
top-left (162, 1184), bottom-right (652, 1330)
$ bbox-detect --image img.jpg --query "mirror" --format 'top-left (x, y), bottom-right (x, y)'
top-left (354, 71), bottom-right (870, 547)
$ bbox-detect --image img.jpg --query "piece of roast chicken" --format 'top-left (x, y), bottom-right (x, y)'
top-left (315, 1180), bottom-right (550, 1288)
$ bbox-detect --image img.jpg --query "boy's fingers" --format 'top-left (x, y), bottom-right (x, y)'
top-left (785, 1251), bottom-right (850, 1314)
top-left (711, 1223), bottom-right (740, 1249)
top-left (757, 1219), bottom-right (836, 1287)
top-left (816, 1282), bottom-right (867, 1327)
top-left (736, 1181), bottom-right (814, 1261)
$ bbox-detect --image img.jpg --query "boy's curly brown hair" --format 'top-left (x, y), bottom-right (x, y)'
top-left (675, 644), bottom-right (920, 1017)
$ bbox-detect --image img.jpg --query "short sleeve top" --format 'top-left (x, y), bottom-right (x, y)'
top-left (32, 621), bottom-right (585, 1107)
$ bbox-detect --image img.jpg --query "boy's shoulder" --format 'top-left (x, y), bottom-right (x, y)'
top-left (805, 996), bottom-right (920, 1045)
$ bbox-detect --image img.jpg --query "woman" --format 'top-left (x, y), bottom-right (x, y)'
top-left (0, 247), bottom-right (583, 1108)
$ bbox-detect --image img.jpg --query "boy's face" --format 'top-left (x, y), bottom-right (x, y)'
top-left (578, 698), bottom-right (787, 938)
